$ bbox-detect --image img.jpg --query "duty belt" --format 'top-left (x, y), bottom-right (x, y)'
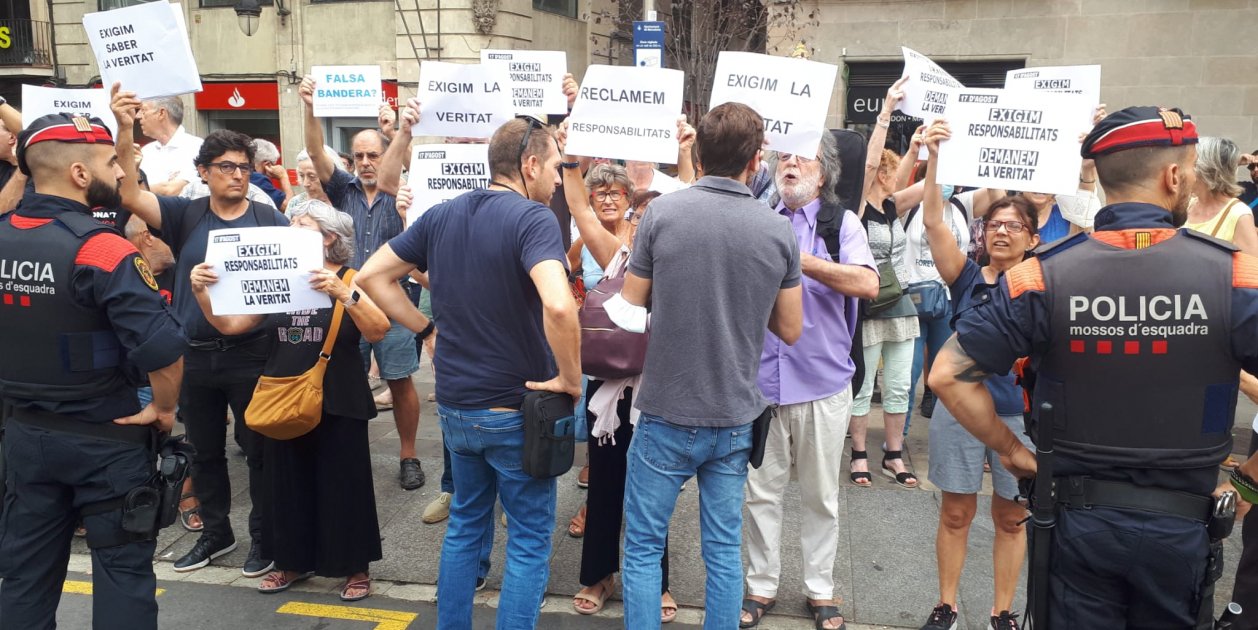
top-left (10, 407), bottom-right (156, 449)
top-left (1057, 476), bottom-right (1213, 523)
top-left (187, 330), bottom-right (268, 352)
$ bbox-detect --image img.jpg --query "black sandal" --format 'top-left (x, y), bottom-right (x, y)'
top-left (740, 598), bottom-right (776, 628)
top-left (805, 600), bottom-right (847, 630)
top-left (881, 450), bottom-right (918, 488)
top-left (849, 450), bottom-right (872, 487)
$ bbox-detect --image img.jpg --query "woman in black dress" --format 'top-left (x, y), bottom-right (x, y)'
top-left (189, 200), bottom-right (390, 601)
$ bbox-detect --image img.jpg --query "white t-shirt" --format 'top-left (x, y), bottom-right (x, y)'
top-left (140, 125), bottom-right (203, 189)
top-left (901, 196), bottom-right (971, 286)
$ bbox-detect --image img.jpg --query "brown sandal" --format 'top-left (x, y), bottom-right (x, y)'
top-left (340, 577), bottom-right (371, 602)
top-left (568, 504), bottom-right (587, 538)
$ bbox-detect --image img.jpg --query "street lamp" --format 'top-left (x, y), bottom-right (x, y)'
top-left (234, 0), bottom-right (262, 36)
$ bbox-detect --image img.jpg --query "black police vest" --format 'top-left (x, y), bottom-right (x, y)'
top-left (0, 211), bottom-right (130, 401)
top-left (1034, 230), bottom-right (1237, 471)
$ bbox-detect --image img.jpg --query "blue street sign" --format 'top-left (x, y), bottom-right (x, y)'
top-left (633, 21), bottom-right (665, 68)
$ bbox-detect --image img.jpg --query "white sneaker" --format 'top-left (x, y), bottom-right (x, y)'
top-left (422, 492), bottom-right (452, 524)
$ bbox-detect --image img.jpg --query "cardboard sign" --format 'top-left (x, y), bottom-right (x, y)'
top-left (899, 46), bottom-right (962, 120)
top-left (405, 144), bottom-right (490, 228)
top-left (480, 50), bottom-right (568, 116)
top-left (415, 61), bottom-right (514, 139)
top-left (1005, 64), bottom-right (1102, 133)
top-left (82, 2), bottom-right (201, 99)
top-left (21, 85), bottom-right (117, 137)
top-left (709, 51), bottom-right (838, 157)
top-left (565, 64), bottom-right (684, 164)
top-left (203, 227), bottom-right (330, 315)
top-left (935, 87), bottom-right (1091, 196)
top-left (311, 65), bottom-right (383, 118)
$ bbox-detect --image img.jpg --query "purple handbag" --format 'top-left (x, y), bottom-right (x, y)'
top-left (579, 254), bottom-right (649, 380)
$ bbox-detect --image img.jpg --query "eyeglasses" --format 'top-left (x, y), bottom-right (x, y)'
top-left (205, 161), bottom-right (253, 175)
top-left (352, 152), bottom-right (381, 161)
top-left (777, 152), bottom-right (816, 163)
top-left (593, 190), bottom-right (626, 201)
top-left (1248, 163), bottom-right (1258, 171)
top-left (985, 220), bottom-right (1028, 234)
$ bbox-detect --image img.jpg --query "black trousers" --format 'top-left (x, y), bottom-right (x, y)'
top-left (1231, 431), bottom-right (1258, 630)
top-left (0, 421), bottom-right (157, 630)
top-left (181, 341), bottom-right (269, 547)
top-left (580, 380), bottom-right (670, 591)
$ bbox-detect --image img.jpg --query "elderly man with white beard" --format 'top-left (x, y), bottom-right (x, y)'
top-left (740, 132), bottom-right (880, 630)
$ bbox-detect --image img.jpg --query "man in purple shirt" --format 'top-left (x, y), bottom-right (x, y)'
top-left (741, 132), bottom-right (879, 630)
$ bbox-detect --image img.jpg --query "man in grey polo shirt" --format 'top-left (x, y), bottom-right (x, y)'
top-left (609, 102), bottom-right (803, 630)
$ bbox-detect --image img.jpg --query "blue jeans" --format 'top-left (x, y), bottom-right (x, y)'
top-left (439, 435), bottom-right (493, 579)
top-left (906, 306), bottom-right (954, 431)
top-left (437, 406), bottom-right (556, 630)
top-left (622, 414), bottom-right (753, 630)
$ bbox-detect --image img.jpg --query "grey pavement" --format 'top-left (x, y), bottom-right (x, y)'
top-left (58, 355), bottom-right (1257, 630)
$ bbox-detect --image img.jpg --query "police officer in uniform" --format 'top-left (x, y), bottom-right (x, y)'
top-left (929, 107), bottom-right (1258, 629)
top-left (0, 114), bottom-right (186, 630)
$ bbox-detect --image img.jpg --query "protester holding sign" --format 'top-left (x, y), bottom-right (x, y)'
top-left (190, 200), bottom-right (388, 602)
top-left (300, 73), bottom-right (429, 492)
top-left (917, 120), bottom-right (1038, 630)
top-left (112, 83), bottom-right (289, 578)
top-left (850, 79), bottom-right (924, 490)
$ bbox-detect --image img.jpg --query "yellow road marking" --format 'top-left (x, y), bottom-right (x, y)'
top-left (63, 580), bottom-right (165, 596)
top-left (277, 602), bottom-right (416, 630)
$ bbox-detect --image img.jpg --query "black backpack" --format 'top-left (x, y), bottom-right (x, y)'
top-left (172, 196), bottom-right (280, 258)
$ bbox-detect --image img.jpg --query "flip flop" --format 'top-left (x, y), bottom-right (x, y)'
top-left (258, 571), bottom-right (314, 594)
top-left (740, 598), bottom-right (776, 628)
top-left (662, 592), bottom-right (678, 624)
top-left (568, 504), bottom-right (587, 538)
top-left (340, 577), bottom-right (371, 602)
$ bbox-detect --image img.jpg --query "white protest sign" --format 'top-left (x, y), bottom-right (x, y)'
top-left (1005, 64), bottom-right (1101, 132)
top-left (82, 2), bottom-right (201, 99)
top-left (21, 85), bottom-right (117, 137)
top-left (708, 51), bottom-right (838, 157)
top-left (203, 227), bottom-right (330, 315)
top-left (899, 46), bottom-right (962, 120)
top-left (935, 87), bottom-right (1090, 196)
top-left (405, 144), bottom-right (490, 228)
top-left (311, 65), bottom-right (383, 118)
top-left (565, 65), bottom-right (684, 164)
top-left (481, 50), bottom-right (568, 116)
top-left (415, 62), bottom-right (513, 139)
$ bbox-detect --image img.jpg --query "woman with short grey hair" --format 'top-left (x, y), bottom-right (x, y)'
top-left (188, 199), bottom-right (390, 601)
top-left (289, 199), bottom-right (355, 265)
top-left (1185, 136), bottom-right (1258, 258)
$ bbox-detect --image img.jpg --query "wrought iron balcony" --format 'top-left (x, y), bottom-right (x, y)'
top-left (0, 19), bottom-right (53, 67)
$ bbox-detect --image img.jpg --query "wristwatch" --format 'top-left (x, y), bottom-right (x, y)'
top-left (342, 290), bottom-right (360, 308)
top-left (560, 161), bottom-right (581, 170)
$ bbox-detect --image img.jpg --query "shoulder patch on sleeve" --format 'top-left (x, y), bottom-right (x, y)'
top-left (1234, 252), bottom-right (1258, 289)
top-left (75, 232), bottom-right (139, 272)
top-left (1005, 257), bottom-right (1045, 299)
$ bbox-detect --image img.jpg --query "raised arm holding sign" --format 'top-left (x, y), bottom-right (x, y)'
top-left (708, 51), bottom-right (838, 157)
top-left (564, 64), bottom-right (684, 164)
top-left (82, 2), bottom-right (201, 99)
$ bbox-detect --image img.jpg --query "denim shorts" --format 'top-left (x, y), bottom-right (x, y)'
top-left (359, 320), bottom-right (420, 380)
top-left (927, 403), bottom-right (1032, 501)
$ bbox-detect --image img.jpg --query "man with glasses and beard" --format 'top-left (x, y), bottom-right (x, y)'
top-left (110, 84), bottom-right (288, 578)
top-left (299, 75), bottom-right (427, 491)
top-left (0, 112), bottom-right (186, 630)
top-left (741, 133), bottom-right (878, 630)
top-left (931, 107), bottom-right (1258, 629)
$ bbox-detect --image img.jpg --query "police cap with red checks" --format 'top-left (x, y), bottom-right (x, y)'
top-left (16, 113), bottom-right (115, 177)
top-left (1081, 106), bottom-right (1198, 159)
